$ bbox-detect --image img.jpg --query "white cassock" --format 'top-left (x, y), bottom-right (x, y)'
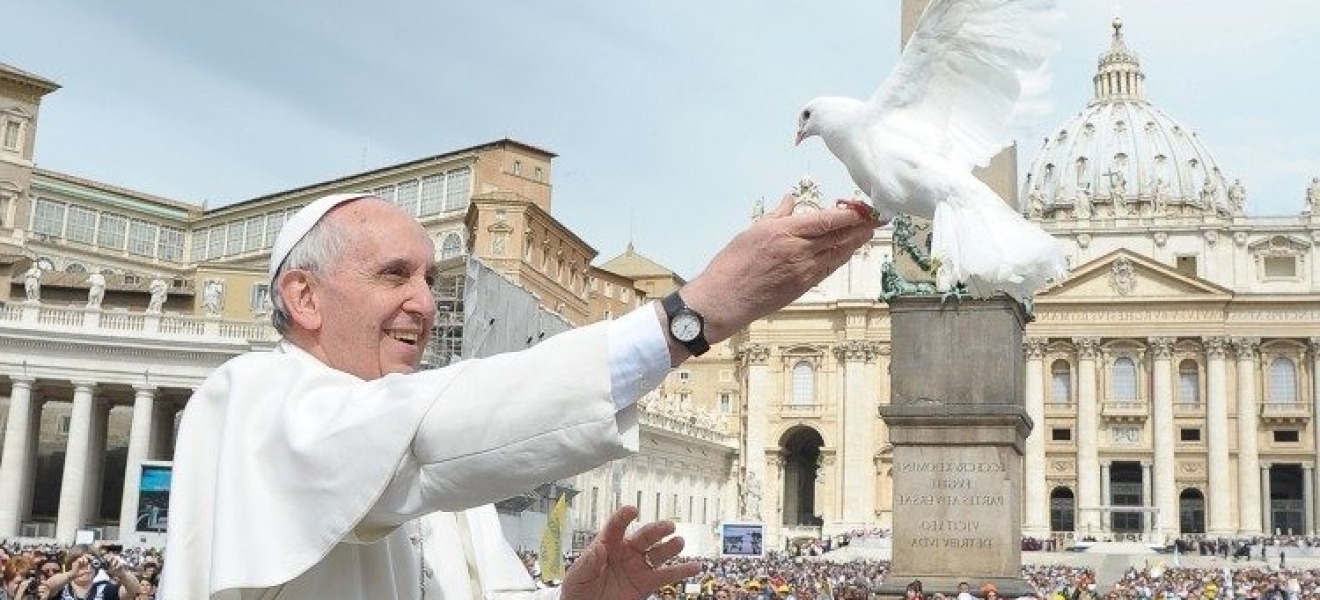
top-left (415, 505), bottom-right (558, 600)
top-left (160, 307), bottom-right (668, 600)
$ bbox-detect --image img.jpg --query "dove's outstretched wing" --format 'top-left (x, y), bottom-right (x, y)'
top-left (871, 0), bottom-right (1057, 171)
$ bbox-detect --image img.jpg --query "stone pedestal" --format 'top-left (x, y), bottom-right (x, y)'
top-left (877, 296), bottom-right (1033, 598)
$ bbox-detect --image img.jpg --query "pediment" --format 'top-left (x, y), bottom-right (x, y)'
top-left (1040, 249), bottom-right (1232, 300)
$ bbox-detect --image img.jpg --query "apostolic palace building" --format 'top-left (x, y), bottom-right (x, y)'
top-left (2, 12), bottom-right (1319, 554)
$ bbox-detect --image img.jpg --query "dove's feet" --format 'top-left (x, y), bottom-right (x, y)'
top-left (835, 199), bottom-right (883, 226)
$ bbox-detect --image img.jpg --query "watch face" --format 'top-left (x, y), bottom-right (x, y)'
top-left (670, 312), bottom-right (702, 342)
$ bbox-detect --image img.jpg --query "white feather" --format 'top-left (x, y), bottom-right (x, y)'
top-left (796, 0), bottom-right (1067, 301)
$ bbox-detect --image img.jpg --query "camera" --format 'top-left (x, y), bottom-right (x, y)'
top-left (22, 571), bottom-right (40, 599)
top-left (89, 557), bottom-right (104, 571)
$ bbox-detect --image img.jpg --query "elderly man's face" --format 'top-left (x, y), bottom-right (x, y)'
top-left (305, 199), bottom-right (437, 379)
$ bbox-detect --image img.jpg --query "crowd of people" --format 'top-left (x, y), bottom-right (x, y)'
top-left (12, 536), bottom-right (1320, 600)
top-left (0, 542), bottom-right (160, 599)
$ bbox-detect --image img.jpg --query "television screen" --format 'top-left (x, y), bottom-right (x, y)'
top-left (719, 522), bottom-right (765, 557)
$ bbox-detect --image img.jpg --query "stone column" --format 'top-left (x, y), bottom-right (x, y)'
top-left (1023, 338), bottom-right (1050, 537)
top-left (740, 343), bottom-right (771, 523)
top-left (0, 377), bottom-right (36, 536)
top-left (56, 381), bottom-right (96, 542)
top-left (837, 340), bottom-right (877, 526)
top-left (1311, 339), bottom-right (1320, 533)
top-left (1261, 465), bottom-right (1273, 534)
top-left (85, 400), bottom-right (110, 527)
top-left (766, 452), bottom-right (784, 544)
top-left (817, 450), bottom-right (838, 523)
top-left (1305, 464), bottom-right (1315, 536)
top-left (1075, 337), bottom-right (1102, 535)
top-left (1100, 462), bottom-right (1112, 535)
top-left (1234, 338), bottom-right (1263, 535)
top-left (1141, 461), bottom-right (1153, 535)
top-left (1149, 337), bottom-right (1177, 540)
top-left (119, 385), bottom-right (157, 536)
top-left (1204, 337), bottom-right (1232, 536)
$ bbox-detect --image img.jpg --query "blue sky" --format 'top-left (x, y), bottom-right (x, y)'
top-left (8, 1), bottom-right (1318, 278)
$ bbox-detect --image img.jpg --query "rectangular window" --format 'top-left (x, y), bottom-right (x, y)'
top-left (264, 211), bottom-right (286, 247)
top-left (677, 371), bottom-right (691, 382)
top-left (1274, 430), bottom-right (1301, 443)
top-left (396, 180), bottom-right (420, 217)
top-left (1050, 428), bottom-right (1071, 442)
top-left (207, 227), bottom-right (224, 259)
top-left (192, 227), bottom-right (210, 261)
top-left (244, 215), bottom-right (264, 252)
top-left (2, 120), bottom-right (20, 150)
top-left (250, 283), bottom-right (270, 310)
top-left (1264, 256), bottom-right (1297, 278)
top-left (32, 199), bottom-right (66, 238)
top-left (372, 184), bottom-right (396, 203)
top-left (225, 221), bottom-right (244, 255)
top-left (443, 167), bottom-right (472, 212)
top-left (719, 393), bottom-right (732, 413)
top-left (420, 174), bottom-right (445, 215)
top-left (590, 486), bottom-right (600, 528)
top-left (57, 415), bottom-right (71, 435)
top-left (158, 226), bottom-right (184, 262)
top-left (654, 492), bottom-right (661, 521)
top-left (98, 213), bottom-right (127, 250)
top-left (1175, 255), bottom-right (1198, 278)
top-left (127, 219), bottom-right (157, 257)
top-left (1180, 428), bottom-right (1202, 442)
top-left (66, 206), bottom-right (97, 243)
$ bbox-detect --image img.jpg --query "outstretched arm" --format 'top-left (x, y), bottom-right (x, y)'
top-left (662, 195), bottom-right (876, 365)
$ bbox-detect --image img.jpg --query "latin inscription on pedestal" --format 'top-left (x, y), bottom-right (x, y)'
top-left (890, 445), bottom-right (1020, 576)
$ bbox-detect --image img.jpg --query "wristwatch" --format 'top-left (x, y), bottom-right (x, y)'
top-left (661, 291), bottom-right (710, 357)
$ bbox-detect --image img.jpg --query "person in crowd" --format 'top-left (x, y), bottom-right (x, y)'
top-left (42, 552), bottom-right (139, 600)
top-left (2, 556), bottom-right (36, 600)
top-left (160, 193), bottom-right (878, 599)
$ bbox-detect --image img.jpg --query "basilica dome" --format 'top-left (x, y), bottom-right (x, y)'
top-left (1021, 19), bottom-right (1242, 220)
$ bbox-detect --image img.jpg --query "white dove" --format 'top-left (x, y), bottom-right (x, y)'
top-left (795, 0), bottom-right (1068, 302)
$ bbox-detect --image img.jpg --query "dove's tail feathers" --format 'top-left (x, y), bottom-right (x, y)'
top-left (930, 189), bottom-right (1068, 303)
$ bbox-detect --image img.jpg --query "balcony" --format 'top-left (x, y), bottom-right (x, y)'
top-left (772, 402), bottom-right (837, 420)
top-left (1100, 400), bottom-right (1149, 423)
top-left (1044, 401), bottom-right (1076, 417)
top-left (1260, 401), bottom-right (1311, 424)
top-left (1, 301), bottom-right (276, 344)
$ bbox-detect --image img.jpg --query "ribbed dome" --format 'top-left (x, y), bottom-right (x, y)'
top-left (1021, 18), bottom-right (1241, 220)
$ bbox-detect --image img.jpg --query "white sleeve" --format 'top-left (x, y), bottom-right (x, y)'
top-left (607, 301), bottom-right (672, 409)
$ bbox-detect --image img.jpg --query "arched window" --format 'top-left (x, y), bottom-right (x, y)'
top-left (1269, 358), bottom-right (1298, 403)
top-left (440, 233), bottom-right (463, 260)
top-left (1050, 360), bottom-right (1072, 404)
top-left (1177, 360), bottom-right (1200, 405)
top-left (791, 360), bottom-right (814, 406)
top-left (1111, 357), bottom-right (1138, 401)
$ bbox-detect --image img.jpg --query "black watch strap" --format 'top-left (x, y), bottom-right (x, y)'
top-left (661, 292), bottom-right (710, 357)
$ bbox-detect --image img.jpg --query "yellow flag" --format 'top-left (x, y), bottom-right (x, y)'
top-left (539, 495), bottom-right (569, 582)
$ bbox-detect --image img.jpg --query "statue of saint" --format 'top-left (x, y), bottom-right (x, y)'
top-left (1307, 176), bottom-right (1320, 214)
top-left (202, 280), bottom-right (224, 317)
top-left (1075, 183), bottom-right (1093, 218)
top-left (1150, 178), bottom-right (1169, 215)
top-left (147, 277), bottom-right (169, 313)
top-left (23, 264), bottom-right (42, 302)
top-left (86, 272), bottom-right (107, 309)
top-left (741, 471), bottom-right (762, 520)
top-left (1227, 179), bottom-right (1247, 215)
top-left (1026, 185), bottom-right (1046, 219)
top-left (751, 198), bottom-right (765, 219)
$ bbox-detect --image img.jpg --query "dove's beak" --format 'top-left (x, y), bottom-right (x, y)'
top-left (794, 129), bottom-right (805, 146)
